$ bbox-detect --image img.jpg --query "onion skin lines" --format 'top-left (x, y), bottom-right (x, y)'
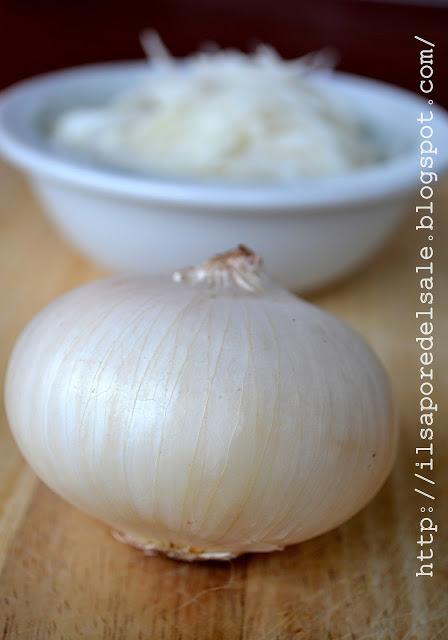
top-left (5, 252), bottom-right (398, 561)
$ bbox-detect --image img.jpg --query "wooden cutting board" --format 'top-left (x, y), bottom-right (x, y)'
top-left (0, 162), bottom-right (446, 639)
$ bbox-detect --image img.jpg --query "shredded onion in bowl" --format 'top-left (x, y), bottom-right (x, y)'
top-left (52, 34), bottom-right (379, 182)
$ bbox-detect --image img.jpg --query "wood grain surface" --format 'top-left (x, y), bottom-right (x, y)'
top-left (0, 162), bottom-right (446, 639)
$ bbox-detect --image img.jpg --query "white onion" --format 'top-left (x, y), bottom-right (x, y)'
top-left (5, 247), bottom-right (397, 560)
top-left (52, 35), bottom-right (378, 182)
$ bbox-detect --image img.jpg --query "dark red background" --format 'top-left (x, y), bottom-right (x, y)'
top-left (0, 0), bottom-right (447, 105)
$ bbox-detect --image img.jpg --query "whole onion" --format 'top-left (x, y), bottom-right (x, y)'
top-left (5, 247), bottom-right (397, 560)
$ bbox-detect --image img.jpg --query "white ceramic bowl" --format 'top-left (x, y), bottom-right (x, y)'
top-left (1, 62), bottom-right (448, 291)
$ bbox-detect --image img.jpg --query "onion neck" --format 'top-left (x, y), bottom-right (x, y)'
top-left (173, 245), bottom-right (265, 293)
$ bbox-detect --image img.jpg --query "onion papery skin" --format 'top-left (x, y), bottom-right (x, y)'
top-left (5, 273), bottom-right (397, 561)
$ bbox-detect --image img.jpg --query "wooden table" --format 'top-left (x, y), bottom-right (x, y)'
top-left (0, 162), bottom-right (446, 639)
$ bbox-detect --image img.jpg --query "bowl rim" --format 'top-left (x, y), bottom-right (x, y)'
top-left (1, 61), bottom-right (448, 212)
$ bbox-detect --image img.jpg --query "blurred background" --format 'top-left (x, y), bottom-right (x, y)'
top-left (0, 0), bottom-right (447, 105)
top-left (0, 3), bottom-right (447, 636)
